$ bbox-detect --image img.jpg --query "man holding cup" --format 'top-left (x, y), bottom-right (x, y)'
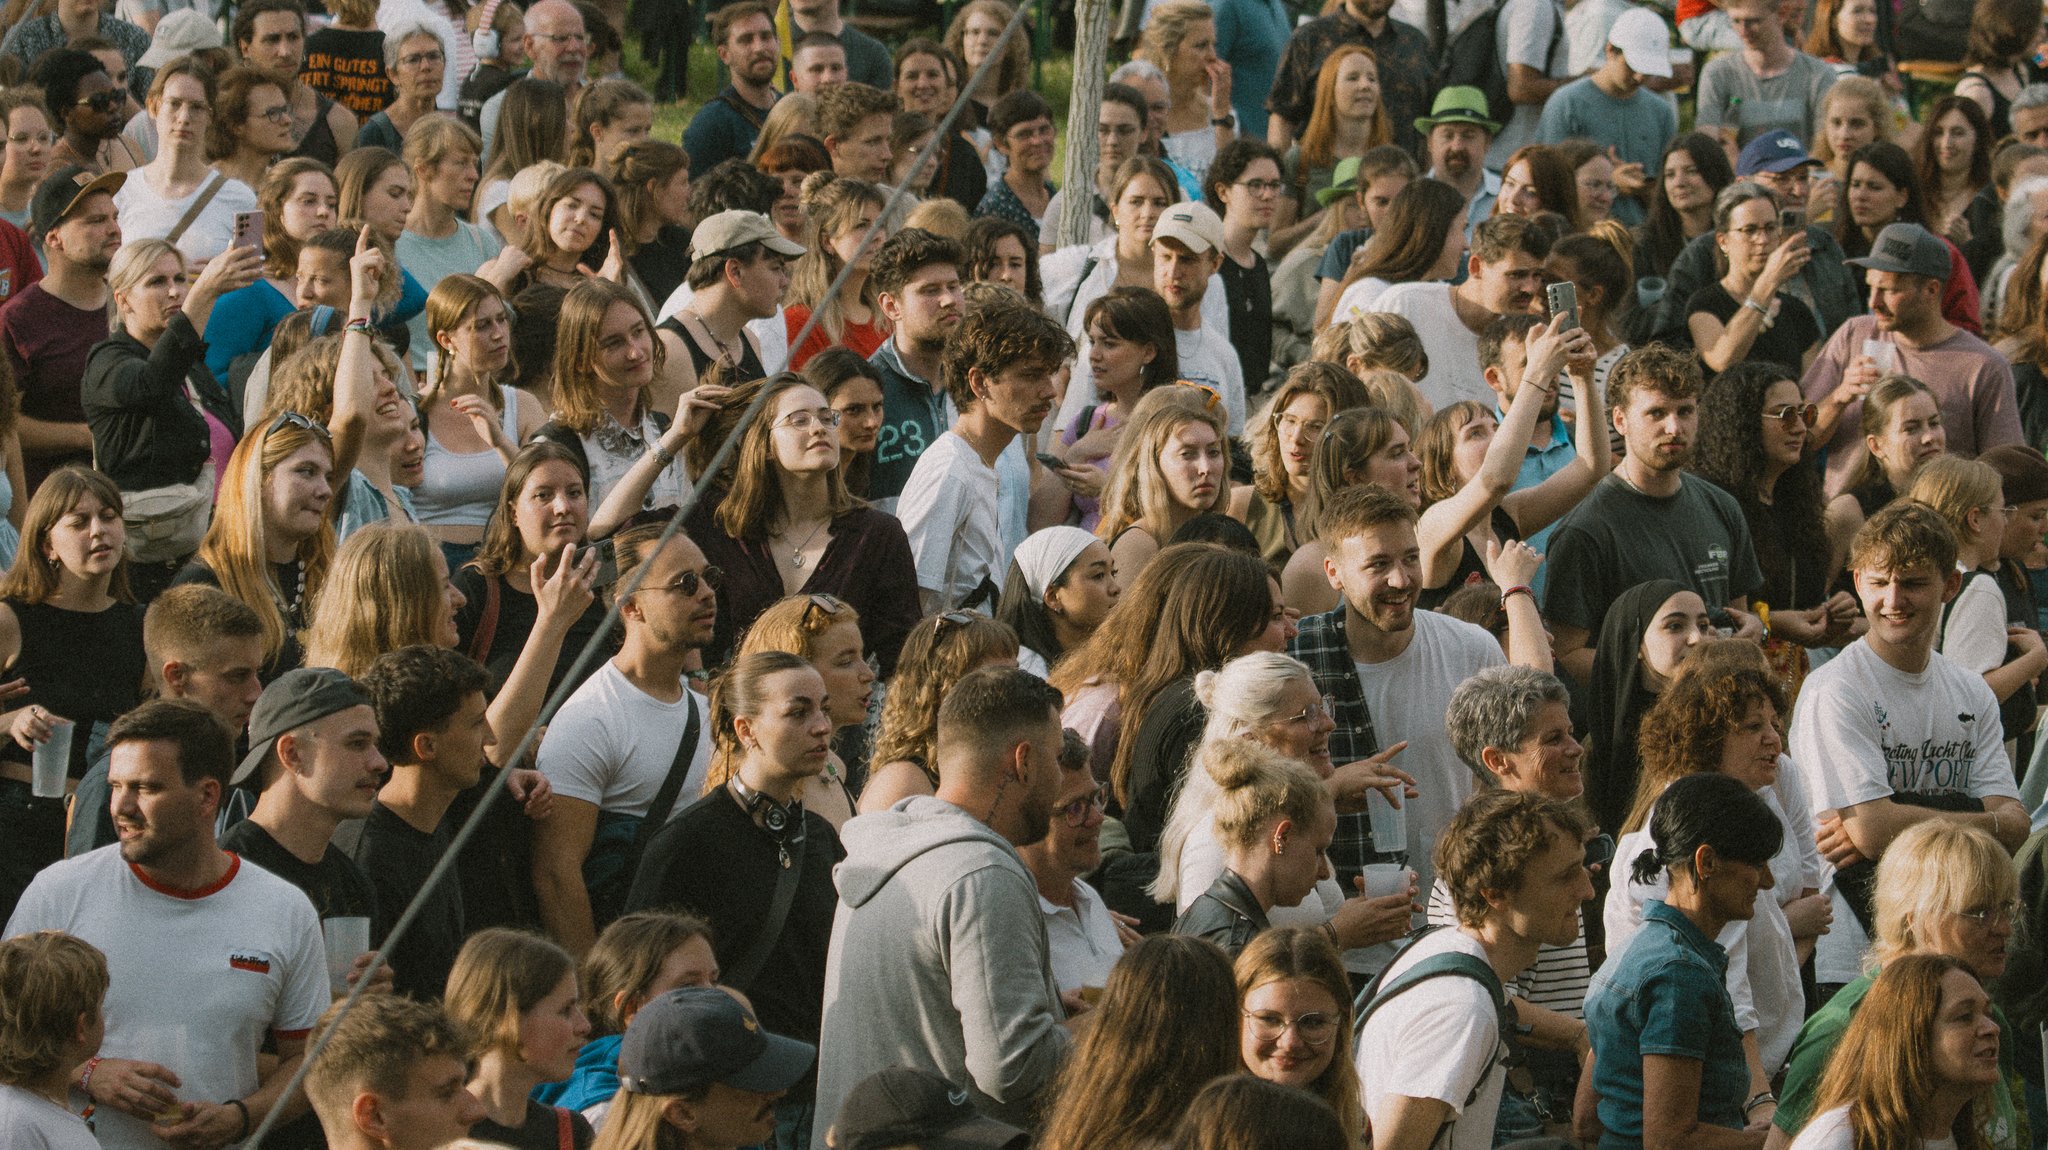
top-left (1801, 221), bottom-right (2024, 493)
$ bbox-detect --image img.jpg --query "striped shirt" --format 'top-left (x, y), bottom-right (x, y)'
top-left (1427, 875), bottom-right (1591, 1018)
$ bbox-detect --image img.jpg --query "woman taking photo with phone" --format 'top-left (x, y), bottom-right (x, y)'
top-left (1689, 182), bottom-right (1821, 375)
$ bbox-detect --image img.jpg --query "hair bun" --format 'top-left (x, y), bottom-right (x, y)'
top-left (798, 169), bottom-right (839, 206)
top-left (1192, 668), bottom-right (1221, 709)
top-left (1203, 739), bottom-right (1263, 792)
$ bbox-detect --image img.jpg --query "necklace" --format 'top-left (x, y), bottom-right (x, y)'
top-left (773, 518), bottom-right (829, 568)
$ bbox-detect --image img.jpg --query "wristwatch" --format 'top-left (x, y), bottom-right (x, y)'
top-left (1211, 111), bottom-right (1236, 129)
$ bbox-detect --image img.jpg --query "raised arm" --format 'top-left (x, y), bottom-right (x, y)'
top-left (327, 228), bottom-right (387, 485)
top-left (587, 384), bottom-right (728, 539)
top-left (1502, 344), bottom-right (1612, 535)
top-left (485, 545), bottom-right (598, 768)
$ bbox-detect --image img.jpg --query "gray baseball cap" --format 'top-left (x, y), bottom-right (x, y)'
top-left (1846, 222), bottom-right (1951, 280)
top-left (231, 667), bottom-right (373, 786)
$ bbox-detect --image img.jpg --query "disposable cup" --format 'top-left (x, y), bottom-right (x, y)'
top-left (1362, 863), bottom-right (1413, 900)
top-left (1636, 276), bottom-right (1668, 308)
top-left (322, 916), bottom-right (371, 995)
top-left (30, 719), bottom-right (72, 798)
top-left (1366, 788), bottom-right (1406, 856)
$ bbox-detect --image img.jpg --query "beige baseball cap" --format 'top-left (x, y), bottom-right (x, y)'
top-left (688, 210), bottom-right (805, 260)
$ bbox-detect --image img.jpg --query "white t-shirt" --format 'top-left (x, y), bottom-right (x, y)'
top-left (1427, 875), bottom-right (1589, 1019)
top-left (1356, 927), bottom-right (1505, 1150)
top-left (112, 173), bottom-right (259, 266)
top-left (1788, 639), bottom-right (2018, 983)
top-left (1603, 783), bottom-right (1807, 1074)
top-left (0, 1085), bottom-right (97, 1150)
top-left (1789, 1105), bottom-right (1958, 1150)
top-left (1333, 276), bottom-right (1393, 322)
top-left (1488, 0), bottom-right (1573, 169)
top-left (1350, 610), bottom-right (1507, 895)
top-left (1039, 879), bottom-right (1123, 993)
top-left (4, 847), bottom-right (329, 1150)
top-left (536, 662), bottom-right (714, 817)
top-left (396, 220), bottom-right (502, 370)
top-left (1371, 282), bottom-right (1495, 411)
top-left (898, 430), bottom-right (1004, 612)
top-left (1173, 326), bottom-right (1247, 436)
top-left (1939, 566), bottom-right (2010, 675)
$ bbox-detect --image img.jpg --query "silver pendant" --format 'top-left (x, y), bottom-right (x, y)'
top-left (791, 553), bottom-right (807, 568)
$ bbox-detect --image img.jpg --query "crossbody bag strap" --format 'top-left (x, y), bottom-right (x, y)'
top-left (165, 172), bottom-right (227, 247)
top-left (554, 1105), bottom-right (574, 1150)
top-left (724, 825), bottom-right (805, 991)
top-left (630, 691), bottom-right (702, 862)
top-left (467, 574), bottom-right (502, 663)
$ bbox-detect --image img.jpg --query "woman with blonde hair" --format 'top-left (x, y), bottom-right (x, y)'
top-left (1279, 406), bottom-right (1420, 617)
top-left (302, 522), bottom-right (464, 676)
top-left (1770, 822), bottom-right (2026, 1149)
top-left (736, 594), bottom-right (878, 828)
top-left (1229, 362), bottom-right (1370, 564)
top-left (0, 467), bottom-right (144, 922)
top-left (264, 326), bottom-right (419, 539)
top-left (859, 610), bottom-right (1021, 813)
top-left (1095, 386), bottom-right (1230, 584)
top-left (748, 94), bottom-right (823, 167)
top-left (1808, 76), bottom-right (1894, 223)
top-left (476, 78), bottom-right (568, 240)
top-left (1823, 375), bottom-right (1948, 566)
top-left (1171, 739), bottom-right (1336, 954)
top-left (414, 274), bottom-right (545, 563)
top-left (1313, 310), bottom-right (1428, 381)
top-left (942, 0), bottom-right (1029, 148)
top-left (1136, 0), bottom-right (1233, 188)
top-left (781, 174), bottom-right (889, 369)
top-left (1235, 927), bottom-right (1367, 1143)
top-left (1908, 456), bottom-right (2048, 710)
top-left (445, 928), bottom-right (597, 1149)
top-left (537, 910), bottom-right (717, 1124)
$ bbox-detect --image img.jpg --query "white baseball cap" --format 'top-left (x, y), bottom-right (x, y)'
top-left (1608, 8), bottom-right (1674, 79)
top-left (1150, 202), bottom-right (1225, 254)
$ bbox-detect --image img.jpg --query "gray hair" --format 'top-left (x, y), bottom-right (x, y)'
top-left (2013, 83), bottom-right (2048, 117)
top-left (383, 22), bottom-right (450, 71)
top-left (2003, 175), bottom-right (2048, 261)
top-left (1445, 665), bottom-right (1571, 781)
top-left (1711, 180), bottom-right (1776, 233)
top-left (1110, 58), bottom-right (1167, 88)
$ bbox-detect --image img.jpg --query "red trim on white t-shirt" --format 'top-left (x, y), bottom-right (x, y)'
top-left (128, 852), bottom-right (241, 900)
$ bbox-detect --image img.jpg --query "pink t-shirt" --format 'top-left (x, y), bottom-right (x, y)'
top-left (203, 409), bottom-right (235, 497)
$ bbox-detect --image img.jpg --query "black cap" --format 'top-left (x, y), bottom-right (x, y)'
top-left (617, 987), bottom-right (815, 1095)
top-left (833, 1068), bottom-right (1028, 1150)
top-left (29, 166), bottom-right (124, 240)
top-left (231, 667), bottom-right (373, 785)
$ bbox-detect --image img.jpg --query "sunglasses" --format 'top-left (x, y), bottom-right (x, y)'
top-left (934, 610), bottom-right (982, 635)
top-left (77, 89), bottom-right (125, 113)
top-left (269, 410), bottom-right (333, 439)
top-left (1175, 379), bottom-right (1223, 412)
top-left (801, 593), bottom-right (850, 627)
top-left (1764, 402), bottom-right (1818, 430)
top-left (643, 565), bottom-right (723, 597)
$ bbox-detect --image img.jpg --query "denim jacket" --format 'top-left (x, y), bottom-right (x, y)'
top-left (1583, 899), bottom-right (1749, 1149)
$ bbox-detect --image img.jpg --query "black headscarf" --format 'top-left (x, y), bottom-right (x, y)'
top-left (1581, 579), bottom-right (1689, 836)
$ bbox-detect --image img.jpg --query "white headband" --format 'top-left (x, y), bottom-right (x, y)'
top-left (1013, 526), bottom-right (1099, 600)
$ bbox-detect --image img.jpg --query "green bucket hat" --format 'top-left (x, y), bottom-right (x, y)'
top-left (1413, 85), bottom-right (1501, 136)
top-left (1317, 155), bottom-right (1365, 206)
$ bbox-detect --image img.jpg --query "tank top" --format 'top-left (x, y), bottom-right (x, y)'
top-left (412, 385), bottom-right (520, 526)
top-left (659, 314), bottom-right (767, 384)
top-left (290, 93), bottom-right (341, 167)
top-left (1, 597), bottom-right (145, 777)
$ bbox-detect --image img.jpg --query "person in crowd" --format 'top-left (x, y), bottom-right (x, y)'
top-left (1375, 212), bottom-right (1552, 411)
top-left (478, 0), bottom-right (587, 161)
top-left (450, 441), bottom-right (607, 699)
top-left (1275, 44), bottom-right (1389, 242)
top-left (1804, 221), bottom-right (2020, 493)
top-left (1548, 225), bottom-right (1635, 390)
top-left (801, 349), bottom-right (884, 496)
top-left (1264, 0), bottom-right (1428, 159)
top-left (901, 294), bottom-right (1071, 612)
top-left (1908, 457), bottom-right (2048, 724)
top-left (232, 0), bottom-right (358, 166)
top-left (532, 910), bottom-right (716, 1123)
top-left (1095, 386), bottom-right (1230, 585)
top-left (84, 237), bottom-right (259, 597)
top-left (858, 227), bottom-right (963, 508)
top-left (4, 166), bottom-right (122, 491)
top-left (861, 609), bottom-right (1020, 813)
top-left (1584, 772), bottom-right (1783, 1148)
top-left (1917, 96), bottom-right (1993, 252)
top-left (1770, 820), bottom-right (2025, 1149)
top-left (1203, 139), bottom-right (1281, 391)
top-left (1979, 170), bottom-right (2048, 334)
top-left (732, 594), bottom-right (875, 828)
top-left (1808, 77), bottom-right (1892, 224)
top-left (1790, 499), bottom-right (2029, 998)
top-left (1171, 738), bottom-right (1338, 955)
top-left (303, 994), bottom-right (489, 1150)
top-left (302, 524), bottom-right (465, 678)
top-left (0, 929), bottom-right (106, 1150)
top-left (1144, 204), bottom-right (1245, 433)
top-left (1042, 83), bottom-right (1148, 251)
top-left (626, 650), bottom-right (841, 1143)
top-left (443, 929), bottom-right (596, 1149)
top-left (827, 1066), bottom-right (1031, 1150)
top-left (1952, 0), bottom-right (2045, 137)
top-left (1228, 364), bottom-right (1368, 565)
top-left (262, 319), bottom-right (416, 540)
top-left (964, 216), bottom-right (1041, 305)
top-left (1409, 89), bottom-right (1499, 237)
top-left (657, 209), bottom-right (797, 393)
top-left (1536, 9), bottom-right (1675, 229)
top-left (1359, 788), bottom-right (1591, 1148)
top-left (1014, 729), bottom-right (1130, 992)
top-left (1579, 579), bottom-right (1713, 835)
top-left (568, 79), bottom-right (653, 174)
top-left (811, 668), bottom-right (1072, 1136)
top-left (941, 0), bottom-right (1025, 142)
top-left (787, 33), bottom-right (848, 94)
top-left (976, 90), bottom-right (1057, 243)
top-left (531, 522), bottom-right (717, 957)
top-left (201, 66), bottom-right (292, 192)
top-left (1831, 143), bottom-right (1982, 332)
top-left (1822, 375), bottom-right (1948, 567)
top-left (1636, 133), bottom-right (1734, 283)
top-left (1493, 145), bottom-right (1581, 225)
top-left (0, 468), bottom-right (145, 921)
top-left (685, 3), bottom-right (778, 179)
top-left (1606, 659), bottom-right (1827, 1103)
top-left (611, 141), bottom-right (694, 308)
top-left (593, 985), bottom-right (814, 1150)
top-left (1136, 1), bottom-right (1234, 190)
top-left (1173, 1077), bottom-right (1351, 1148)
top-left (1047, 286), bottom-right (1177, 532)
top-left (1302, 147), bottom-right (1415, 328)
top-left (1278, 405), bottom-right (1421, 618)
top-left (475, 80), bottom-right (567, 242)
top-left (200, 157), bottom-right (340, 385)
top-left (397, 117), bottom-right (512, 373)
top-left (414, 275), bottom-right (546, 563)
top-left (1234, 928), bottom-right (1365, 1140)
top-left (1556, 140), bottom-right (1620, 230)
top-left (334, 147), bottom-right (432, 338)
top-left (515, 165), bottom-right (624, 294)
top-left (994, 526), bottom-right (1120, 677)
top-left (1035, 935), bottom-right (1238, 1150)
top-left (1545, 344), bottom-right (1764, 683)
top-left (1695, 0), bottom-right (1836, 149)
top-left (355, 25), bottom-right (448, 154)
top-left (6, 698), bottom-right (329, 1150)
top-left (781, 0), bottom-right (889, 87)
top-left (301, 0), bottom-right (389, 121)
top-left (1291, 483), bottom-right (1508, 903)
top-left (0, 88), bottom-right (55, 235)
top-left (814, 83), bottom-right (895, 187)
top-left (890, 40), bottom-right (980, 209)
top-left (782, 174), bottom-right (886, 369)
top-left (1689, 182), bottom-right (1823, 375)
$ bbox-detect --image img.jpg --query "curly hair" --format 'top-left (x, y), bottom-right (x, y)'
top-left (961, 215), bottom-right (1044, 305)
top-left (1690, 362), bottom-right (1827, 609)
top-left (941, 291), bottom-right (1076, 412)
top-left (1436, 788), bottom-right (1589, 928)
top-left (1623, 664), bottom-right (1788, 833)
top-left (871, 611), bottom-right (1019, 777)
top-left (1608, 342), bottom-right (1701, 413)
top-left (0, 931), bottom-right (107, 1085)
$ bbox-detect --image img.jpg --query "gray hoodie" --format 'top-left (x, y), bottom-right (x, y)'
top-left (811, 796), bottom-right (1071, 1142)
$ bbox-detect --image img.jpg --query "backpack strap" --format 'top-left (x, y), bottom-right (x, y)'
top-left (1354, 926), bottom-right (1514, 1110)
top-left (1062, 255), bottom-right (1103, 328)
top-left (165, 172), bottom-right (228, 248)
top-left (554, 1105), bottom-right (574, 1150)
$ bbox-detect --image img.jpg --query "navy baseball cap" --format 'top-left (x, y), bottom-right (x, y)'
top-left (1736, 130), bottom-right (1820, 177)
top-left (618, 987), bottom-right (815, 1095)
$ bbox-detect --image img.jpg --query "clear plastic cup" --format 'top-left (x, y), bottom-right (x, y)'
top-left (30, 718), bottom-right (73, 798)
top-left (322, 916), bottom-right (371, 995)
top-left (1361, 862), bottom-right (1414, 899)
top-left (1637, 276), bottom-right (1668, 308)
top-left (1366, 787), bottom-right (1406, 856)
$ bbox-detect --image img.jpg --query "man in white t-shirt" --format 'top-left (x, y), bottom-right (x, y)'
top-left (1357, 788), bottom-right (1593, 1150)
top-left (1146, 201), bottom-right (1245, 435)
top-left (1290, 484), bottom-right (1508, 904)
top-left (1789, 500), bottom-right (2029, 988)
top-left (1375, 213), bottom-right (1554, 411)
top-left (1017, 742), bottom-right (1128, 993)
top-left (533, 522), bottom-right (717, 956)
top-left (6, 699), bottom-right (330, 1150)
top-left (899, 292), bottom-right (1075, 613)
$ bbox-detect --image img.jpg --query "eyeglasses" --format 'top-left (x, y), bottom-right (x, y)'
top-left (399, 50), bottom-right (446, 67)
top-left (257, 103), bottom-right (291, 123)
top-left (1059, 787), bottom-right (1106, 827)
top-left (642, 565), bottom-right (723, 597)
top-left (1274, 411), bottom-right (1327, 439)
top-left (76, 90), bottom-right (124, 112)
top-left (1175, 379), bottom-right (1222, 412)
top-left (531, 31), bottom-right (587, 44)
top-left (1956, 901), bottom-right (2020, 929)
top-left (1242, 1008), bottom-right (1339, 1047)
top-left (1730, 221), bottom-right (1781, 241)
top-left (269, 410), bottom-right (334, 439)
top-left (1764, 402), bottom-right (1817, 429)
top-left (772, 408), bottom-right (844, 431)
top-left (5, 131), bottom-right (56, 147)
top-left (1235, 179), bottom-right (1285, 195)
top-left (801, 593), bottom-right (849, 627)
top-left (1272, 701), bottom-right (1330, 726)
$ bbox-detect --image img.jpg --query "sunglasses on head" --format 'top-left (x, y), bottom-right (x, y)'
top-left (801, 593), bottom-right (850, 627)
top-left (269, 410), bottom-right (333, 439)
top-left (1175, 379), bottom-right (1223, 412)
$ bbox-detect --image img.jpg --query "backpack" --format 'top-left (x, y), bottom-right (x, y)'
top-left (1442, 0), bottom-right (1564, 129)
top-left (1354, 926), bottom-right (1518, 1112)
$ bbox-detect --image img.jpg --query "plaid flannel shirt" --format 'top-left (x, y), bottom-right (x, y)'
top-left (1288, 606), bottom-right (1396, 885)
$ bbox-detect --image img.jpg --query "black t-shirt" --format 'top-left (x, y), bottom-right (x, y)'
top-left (1219, 251), bottom-right (1273, 392)
top-left (630, 226), bottom-right (692, 312)
top-left (302, 26), bottom-right (392, 118)
top-left (625, 787), bottom-right (843, 1096)
top-left (443, 767), bottom-right (544, 933)
top-left (1685, 282), bottom-right (1822, 378)
top-left (351, 802), bottom-right (465, 1001)
top-left (471, 1099), bottom-right (594, 1150)
top-left (451, 565), bottom-right (610, 700)
top-left (221, 819), bottom-right (380, 924)
top-left (171, 559), bottom-right (308, 682)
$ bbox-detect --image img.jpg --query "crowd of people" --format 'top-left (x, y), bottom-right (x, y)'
top-left (5, 0), bottom-right (2048, 1146)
